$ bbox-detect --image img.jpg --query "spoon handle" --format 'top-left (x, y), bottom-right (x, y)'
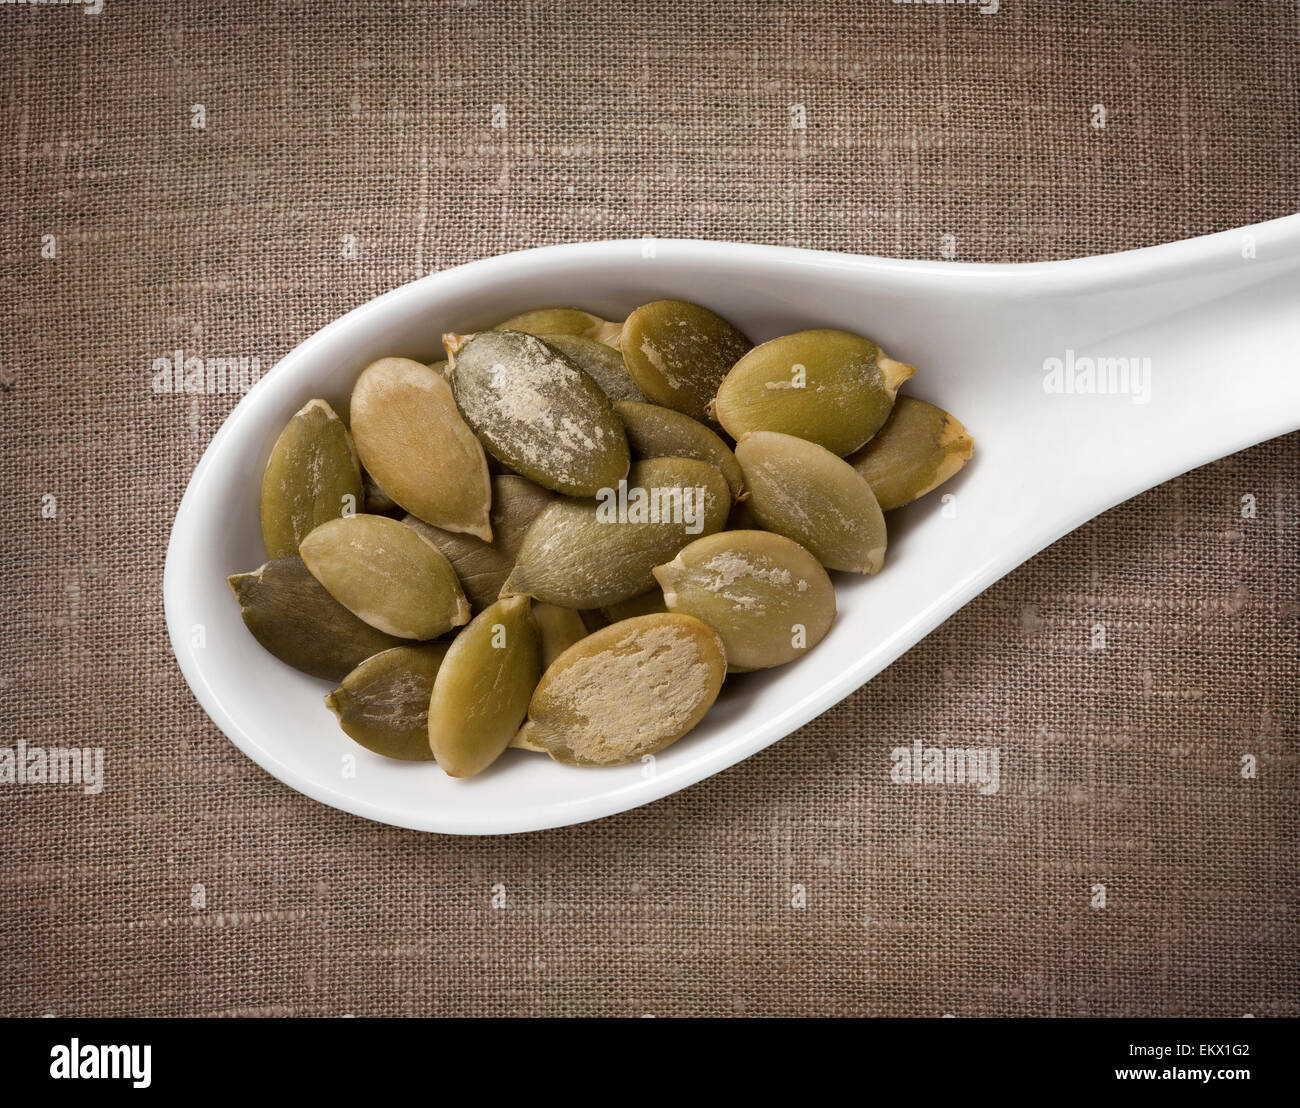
top-left (888, 216), bottom-right (1300, 548)
top-left (1028, 214), bottom-right (1300, 509)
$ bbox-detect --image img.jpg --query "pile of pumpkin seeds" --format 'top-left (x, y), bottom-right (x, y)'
top-left (230, 301), bottom-right (973, 776)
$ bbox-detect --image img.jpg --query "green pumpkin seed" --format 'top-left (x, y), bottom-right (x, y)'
top-left (614, 400), bottom-right (745, 500)
top-left (350, 357), bottom-right (493, 540)
top-left (531, 602), bottom-right (589, 669)
top-left (539, 334), bottom-right (646, 402)
top-left (619, 300), bottom-right (752, 423)
top-left (445, 330), bottom-right (631, 498)
top-left (227, 556), bottom-right (408, 682)
top-left (600, 588), bottom-right (667, 623)
top-left (299, 514), bottom-right (470, 639)
top-left (502, 457), bottom-right (731, 608)
top-left (714, 329), bottom-right (915, 456)
top-left (259, 399), bottom-right (363, 559)
top-left (494, 307), bottom-right (622, 347)
top-left (402, 475), bottom-right (553, 611)
top-left (846, 396), bottom-right (973, 510)
top-left (428, 595), bottom-right (541, 777)
top-left (653, 530), bottom-right (835, 670)
top-left (735, 431), bottom-right (886, 574)
top-left (325, 643), bottom-right (449, 760)
top-left (517, 613), bottom-right (726, 766)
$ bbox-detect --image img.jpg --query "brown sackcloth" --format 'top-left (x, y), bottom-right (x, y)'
top-left (0, 0), bottom-right (1296, 1017)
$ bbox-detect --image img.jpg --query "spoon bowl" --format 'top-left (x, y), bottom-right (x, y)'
top-left (164, 217), bottom-right (1300, 834)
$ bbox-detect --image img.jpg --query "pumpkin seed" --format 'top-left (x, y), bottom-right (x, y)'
top-left (428, 595), bottom-right (541, 777)
top-left (735, 431), bottom-right (886, 574)
top-left (614, 400), bottom-right (745, 500)
top-left (653, 530), bottom-right (835, 670)
top-left (619, 300), bottom-right (752, 422)
top-left (846, 396), bottom-right (973, 510)
top-left (509, 728), bottom-right (548, 753)
top-left (540, 334), bottom-right (646, 402)
top-left (445, 330), bottom-right (630, 498)
top-left (531, 602), bottom-right (589, 669)
top-left (401, 475), bottom-right (553, 611)
top-left (501, 457), bottom-right (731, 608)
top-left (227, 556), bottom-right (407, 682)
top-left (260, 399), bottom-right (363, 559)
top-left (494, 307), bottom-right (623, 347)
top-left (325, 643), bottom-right (448, 760)
top-left (349, 357), bottom-right (493, 540)
top-left (299, 514), bottom-right (470, 639)
top-left (714, 329), bottom-right (915, 456)
top-left (517, 613), bottom-right (726, 766)
top-left (600, 588), bottom-right (667, 623)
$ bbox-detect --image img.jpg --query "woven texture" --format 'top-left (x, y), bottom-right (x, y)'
top-left (1, 0), bottom-right (1297, 1017)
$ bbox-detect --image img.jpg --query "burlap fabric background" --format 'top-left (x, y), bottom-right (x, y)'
top-left (1, 0), bottom-right (1296, 1017)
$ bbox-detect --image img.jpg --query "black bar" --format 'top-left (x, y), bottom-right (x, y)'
top-left (0, 1016), bottom-right (1290, 1094)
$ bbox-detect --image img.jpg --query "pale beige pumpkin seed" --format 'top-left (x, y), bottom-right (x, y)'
top-left (228, 556), bottom-right (407, 682)
top-left (714, 329), bottom-right (915, 455)
top-left (428, 595), bottom-right (541, 777)
top-left (260, 399), bottom-right (363, 559)
top-left (531, 602), bottom-right (590, 669)
top-left (540, 334), bottom-right (646, 402)
top-left (517, 613), bottom-right (726, 766)
top-left (614, 400), bottom-right (746, 500)
top-left (620, 300), bottom-right (752, 422)
top-left (653, 530), bottom-right (835, 670)
top-left (445, 330), bottom-right (631, 498)
top-left (299, 514), bottom-right (470, 639)
top-left (325, 643), bottom-right (449, 761)
top-left (494, 307), bottom-right (622, 347)
top-left (736, 431), bottom-right (886, 574)
top-left (402, 475), bottom-right (553, 611)
top-left (501, 457), bottom-right (731, 608)
top-left (349, 357), bottom-right (493, 540)
top-left (846, 396), bottom-right (973, 510)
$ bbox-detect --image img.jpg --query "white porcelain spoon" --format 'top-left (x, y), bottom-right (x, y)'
top-left (164, 215), bottom-right (1300, 834)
